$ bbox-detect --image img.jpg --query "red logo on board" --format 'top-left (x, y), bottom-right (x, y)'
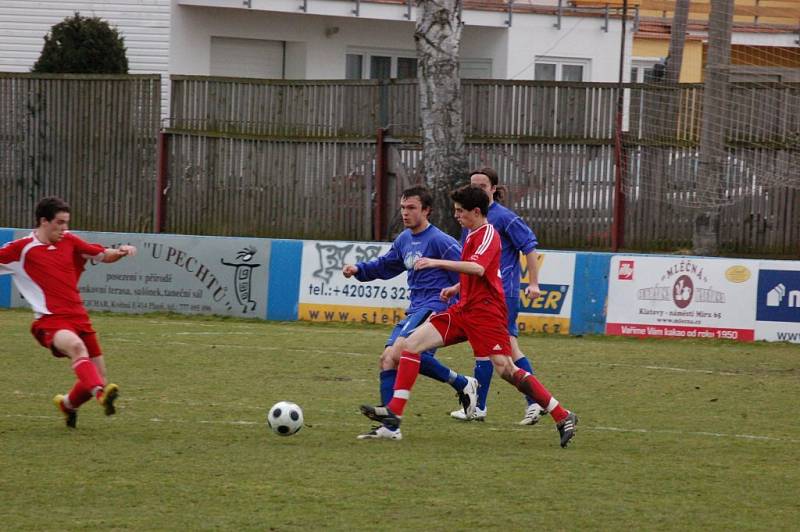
top-left (618, 260), bottom-right (634, 280)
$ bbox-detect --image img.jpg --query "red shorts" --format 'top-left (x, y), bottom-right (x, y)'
top-left (429, 308), bottom-right (511, 358)
top-left (31, 316), bottom-right (102, 359)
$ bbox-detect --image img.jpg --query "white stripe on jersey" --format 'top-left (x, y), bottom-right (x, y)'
top-left (13, 239), bottom-right (50, 318)
top-left (475, 224), bottom-right (495, 256)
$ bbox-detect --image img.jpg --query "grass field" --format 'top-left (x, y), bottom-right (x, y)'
top-left (1, 308), bottom-right (799, 531)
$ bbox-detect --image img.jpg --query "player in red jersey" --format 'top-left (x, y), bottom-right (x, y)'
top-left (0, 197), bottom-right (137, 428)
top-left (360, 185), bottom-right (578, 447)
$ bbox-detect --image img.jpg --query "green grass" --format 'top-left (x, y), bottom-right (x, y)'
top-left (1, 308), bottom-right (798, 531)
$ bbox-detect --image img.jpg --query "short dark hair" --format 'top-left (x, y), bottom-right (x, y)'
top-left (450, 185), bottom-right (489, 216)
top-left (35, 196), bottom-right (70, 224)
top-left (401, 186), bottom-right (433, 211)
top-left (469, 167), bottom-right (504, 201)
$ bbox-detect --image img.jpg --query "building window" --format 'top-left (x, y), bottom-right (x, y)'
top-left (346, 49), bottom-right (417, 79)
top-left (631, 58), bottom-right (663, 83)
top-left (397, 57), bottom-right (418, 79)
top-left (534, 57), bottom-right (590, 81)
top-left (346, 54), bottom-right (363, 80)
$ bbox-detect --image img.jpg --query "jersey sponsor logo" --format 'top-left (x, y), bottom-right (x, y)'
top-left (519, 283), bottom-right (569, 315)
top-left (757, 269), bottom-right (800, 323)
top-left (403, 251), bottom-right (423, 270)
top-left (492, 344), bottom-right (502, 351)
top-left (618, 260), bottom-right (634, 280)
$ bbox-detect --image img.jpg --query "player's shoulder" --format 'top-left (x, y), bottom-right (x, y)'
top-left (489, 201), bottom-right (519, 221)
top-left (2, 234), bottom-right (35, 250)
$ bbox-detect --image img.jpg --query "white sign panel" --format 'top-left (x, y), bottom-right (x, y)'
top-left (606, 255), bottom-right (758, 341)
top-left (298, 240), bottom-right (410, 324)
top-left (755, 260), bottom-right (800, 343)
top-left (9, 231), bottom-right (270, 318)
top-left (517, 251), bottom-right (576, 335)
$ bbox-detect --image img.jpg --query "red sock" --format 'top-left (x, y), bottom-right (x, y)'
top-left (386, 351), bottom-right (421, 416)
top-left (67, 380), bottom-right (93, 409)
top-left (72, 358), bottom-right (104, 397)
top-left (512, 369), bottom-right (569, 423)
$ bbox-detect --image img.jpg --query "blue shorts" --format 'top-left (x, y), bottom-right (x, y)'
top-left (386, 308), bottom-right (437, 357)
top-left (506, 295), bottom-right (519, 337)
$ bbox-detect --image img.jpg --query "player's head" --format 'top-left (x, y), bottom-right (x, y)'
top-left (35, 196), bottom-right (70, 243)
top-left (400, 186), bottom-right (433, 232)
top-left (469, 167), bottom-right (504, 203)
top-left (450, 185), bottom-right (489, 229)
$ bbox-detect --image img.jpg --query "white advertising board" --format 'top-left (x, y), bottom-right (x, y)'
top-left (606, 255), bottom-right (758, 341)
top-left (754, 260), bottom-right (800, 343)
top-left (298, 240), bottom-right (409, 325)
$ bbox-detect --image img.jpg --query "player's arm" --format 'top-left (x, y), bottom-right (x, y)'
top-left (524, 249), bottom-right (541, 299)
top-left (440, 282), bottom-right (460, 301)
top-left (507, 218), bottom-right (541, 299)
top-left (101, 245), bottom-right (137, 263)
top-left (347, 243), bottom-right (405, 282)
top-left (414, 258), bottom-right (485, 277)
top-left (0, 240), bottom-right (25, 272)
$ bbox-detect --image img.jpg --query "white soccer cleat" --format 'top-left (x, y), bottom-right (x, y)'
top-left (519, 403), bottom-right (545, 426)
top-left (450, 407), bottom-right (487, 421)
top-left (357, 425), bottom-right (403, 440)
top-left (456, 376), bottom-right (479, 419)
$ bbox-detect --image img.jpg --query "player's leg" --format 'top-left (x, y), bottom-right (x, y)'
top-left (489, 354), bottom-right (578, 447)
top-left (82, 331), bottom-right (119, 416)
top-left (451, 297), bottom-right (522, 421)
top-left (52, 330), bottom-right (118, 415)
top-left (510, 333), bottom-right (545, 425)
top-left (360, 318), bottom-right (449, 428)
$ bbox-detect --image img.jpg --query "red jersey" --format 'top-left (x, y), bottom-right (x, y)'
top-left (0, 231), bottom-right (105, 319)
top-left (453, 223), bottom-right (507, 316)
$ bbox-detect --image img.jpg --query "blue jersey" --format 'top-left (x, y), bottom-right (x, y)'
top-left (355, 224), bottom-right (461, 314)
top-left (461, 202), bottom-right (538, 299)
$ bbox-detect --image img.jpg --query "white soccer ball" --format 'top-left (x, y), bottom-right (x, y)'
top-left (267, 401), bottom-right (304, 436)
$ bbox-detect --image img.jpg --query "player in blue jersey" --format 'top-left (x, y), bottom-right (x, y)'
top-left (342, 186), bottom-right (479, 440)
top-left (449, 167), bottom-right (546, 425)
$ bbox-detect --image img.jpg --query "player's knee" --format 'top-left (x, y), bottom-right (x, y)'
top-left (379, 347), bottom-right (399, 370)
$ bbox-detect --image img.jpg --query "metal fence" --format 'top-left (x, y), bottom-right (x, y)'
top-left (0, 73), bottom-right (161, 232)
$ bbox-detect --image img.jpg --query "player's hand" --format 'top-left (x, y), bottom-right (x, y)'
top-left (342, 264), bottom-right (358, 278)
top-left (414, 257), bottom-right (438, 270)
top-left (525, 283), bottom-right (541, 300)
top-left (119, 245), bottom-right (137, 257)
top-left (440, 284), bottom-right (459, 301)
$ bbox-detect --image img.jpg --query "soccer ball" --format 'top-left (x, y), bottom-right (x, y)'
top-left (267, 401), bottom-right (304, 436)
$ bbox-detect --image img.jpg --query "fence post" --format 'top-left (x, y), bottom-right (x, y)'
top-left (155, 129), bottom-right (169, 233)
top-left (374, 127), bottom-right (388, 241)
top-left (611, 0), bottom-right (629, 251)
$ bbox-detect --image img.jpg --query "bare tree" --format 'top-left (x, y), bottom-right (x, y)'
top-left (694, 0), bottom-right (734, 255)
top-left (415, 0), bottom-right (469, 235)
top-left (665, 0), bottom-right (691, 85)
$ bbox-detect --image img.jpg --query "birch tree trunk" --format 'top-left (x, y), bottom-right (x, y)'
top-left (415, 0), bottom-right (469, 235)
top-left (694, 0), bottom-right (733, 255)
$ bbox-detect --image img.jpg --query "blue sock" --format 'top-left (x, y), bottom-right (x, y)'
top-left (379, 369), bottom-right (397, 406)
top-left (474, 360), bottom-right (494, 410)
top-left (420, 353), bottom-right (466, 391)
top-left (515, 356), bottom-right (536, 406)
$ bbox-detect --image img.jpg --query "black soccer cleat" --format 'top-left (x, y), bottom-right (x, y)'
top-left (556, 412), bottom-right (578, 448)
top-left (359, 405), bottom-right (401, 430)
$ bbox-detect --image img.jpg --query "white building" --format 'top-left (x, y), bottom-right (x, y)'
top-left (0, 0), bottom-right (634, 116)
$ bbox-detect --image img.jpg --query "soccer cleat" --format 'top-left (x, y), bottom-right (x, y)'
top-left (456, 376), bottom-right (479, 419)
top-left (359, 404), bottom-right (401, 430)
top-left (53, 394), bottom-right (77, 429)
top-left (556, 411), bottom-right (578, 448)
top-left (519, 403), bottom-right (545, 426)
top-left (356, 425), bottom-right (403, 441)
top-left (450, 407), bottom-right (487, 421)
top-left (99, 383), bottom-right (119, 416)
